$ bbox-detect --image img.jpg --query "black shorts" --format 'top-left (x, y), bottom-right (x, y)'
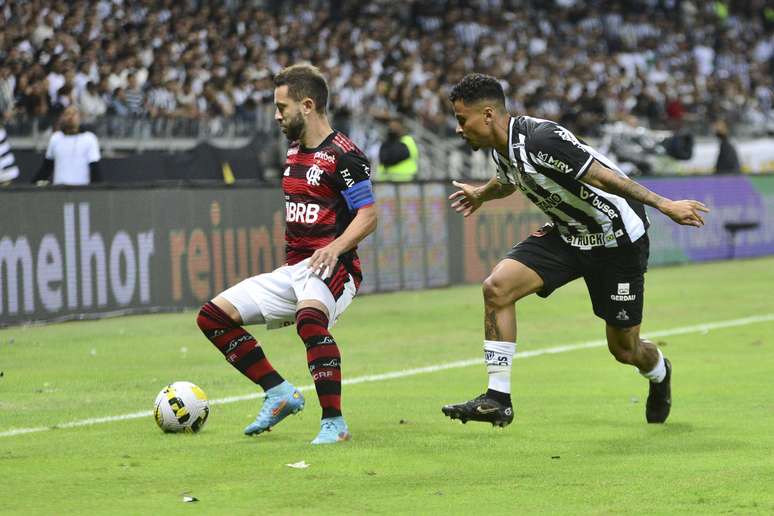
top-left (506, 225), bottom-right (649, 327)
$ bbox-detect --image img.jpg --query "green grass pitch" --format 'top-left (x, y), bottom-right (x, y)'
top-left (1, 257), bottom-right (773, 514)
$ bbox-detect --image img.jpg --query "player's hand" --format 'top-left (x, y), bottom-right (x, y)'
top-left (660, 199), bottom-right (710, 227)
top-left (307, 242), bottom-right (341, 280)
top-left (449, 180), bottom-right (483, 217)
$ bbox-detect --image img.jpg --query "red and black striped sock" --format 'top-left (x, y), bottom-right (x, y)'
top-left (296, 307), bottom-right (342, 418)
top-left (196, 301), bottom-right (283, 391)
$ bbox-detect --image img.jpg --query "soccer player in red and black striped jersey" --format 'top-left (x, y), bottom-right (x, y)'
top-left (196, 64), bottom-right (377, 445)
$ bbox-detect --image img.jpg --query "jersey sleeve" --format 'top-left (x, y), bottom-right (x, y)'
top-left (45, 132), bottom-right (61, 160)
top-left (526, 123), bottom-right (594, 180)
top-left (86, 133), bottom-right (101, 163)
top-left (335, 151), bottom-right (375, 211)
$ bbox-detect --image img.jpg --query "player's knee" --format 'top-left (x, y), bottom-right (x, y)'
top-left (482, 275), bottom-right (506, 307)
top-left (196, 300), bottom-right (238, 333)
top-left (482, 274), bottom-right (521, 307)
top-left (606, 328), bottom-right (639, 364)
top-left (295, 306), bottom-right (330, 341)
top-left (609, 345), bottom-right (634, 364)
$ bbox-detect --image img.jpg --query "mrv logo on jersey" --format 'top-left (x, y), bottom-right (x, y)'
top-left (534, 151), bottom-right (574, 175)
top-left (285, 201), bottom-right (320, 223)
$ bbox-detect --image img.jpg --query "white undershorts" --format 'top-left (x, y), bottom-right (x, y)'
top-left (219, 258), bottom-right (357, 330)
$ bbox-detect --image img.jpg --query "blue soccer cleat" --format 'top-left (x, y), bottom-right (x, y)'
top-left (244, 381), bottom-right (304, 436)
top-left (311, 416), bottom-right (351, 445)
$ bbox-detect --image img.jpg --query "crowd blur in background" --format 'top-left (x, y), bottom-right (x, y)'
top-left (0, 0), bottom-right (772, 140)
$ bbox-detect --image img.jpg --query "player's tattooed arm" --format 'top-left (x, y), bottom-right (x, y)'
top-left (582, 161), bottom-right (710, 227)
top-left (449, 177), bottom-right (516, 217)
top-left (476, 176), bottom-right (517, 201)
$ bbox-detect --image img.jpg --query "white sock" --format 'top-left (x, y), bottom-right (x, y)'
top-left (484, 340), bottom-right (515, 394)
top-left (639, 348), bottom-right (666, 383)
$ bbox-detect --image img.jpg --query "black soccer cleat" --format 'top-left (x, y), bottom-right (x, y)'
top-left (646, 358), bottom-right (672, 423)
top-left (442, 394), bottom-right (514, 427)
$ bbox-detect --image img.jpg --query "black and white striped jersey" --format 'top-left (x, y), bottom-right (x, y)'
top-left (492, 116), bottom-right (649, 249)
top-left (0, 127), bottom-right (19, 182)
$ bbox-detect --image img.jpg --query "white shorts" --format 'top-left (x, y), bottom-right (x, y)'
top-left (219, 258), bottom-right (357, 330)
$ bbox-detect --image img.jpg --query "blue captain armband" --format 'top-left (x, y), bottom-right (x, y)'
top-left (342, 180), bottom-right (375, 211)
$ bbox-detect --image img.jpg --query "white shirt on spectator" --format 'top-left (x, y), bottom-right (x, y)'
top-left (45, 131), bottom-right (101, 185)
top-left (694, 45), bottom-right (715, 76)
top-left (79, 90), bottom-right (107, 122)
top-left (47, 72), bottom-right (66, 101)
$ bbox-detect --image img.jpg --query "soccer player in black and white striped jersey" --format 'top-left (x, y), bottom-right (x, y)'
top-left (442, 74), bottom-right (709, 427)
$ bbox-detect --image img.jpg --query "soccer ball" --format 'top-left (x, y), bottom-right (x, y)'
top-left (154, 381), bottom-right (210, 433)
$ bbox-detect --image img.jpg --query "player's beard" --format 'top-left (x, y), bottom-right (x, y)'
top-left (284, 112), bottom-right (305, 142)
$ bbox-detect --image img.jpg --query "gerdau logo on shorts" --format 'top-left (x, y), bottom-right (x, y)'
top-left (610, 282), bottom-right (636, 301)
top-left (286, 202), bottom-right (320, 223)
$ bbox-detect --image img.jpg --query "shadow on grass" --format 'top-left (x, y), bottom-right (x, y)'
top-left (585, 421), bottom-right (749, 457)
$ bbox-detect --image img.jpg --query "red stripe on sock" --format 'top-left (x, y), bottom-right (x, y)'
top-left (226, 338), bottom-right (258, 362)
top-left (307, 344), bottom-right (340, 362)
top-left (243, 359), bottom-right (276, 383)
top-left (296, 307), bottom-right (330, 340)
top-left (297, 308), bottom-right (328, 324)
top-left (298, 324), bottom-right (328, 341)
top-left (318, 394), bottom-right (341, 410)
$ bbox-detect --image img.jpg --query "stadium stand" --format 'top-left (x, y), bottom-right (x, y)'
top-left (0, 0), bottom-right (772, 141)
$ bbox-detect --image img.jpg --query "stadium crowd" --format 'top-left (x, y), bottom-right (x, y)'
top-left (0, 0), bottom-right (772, 138)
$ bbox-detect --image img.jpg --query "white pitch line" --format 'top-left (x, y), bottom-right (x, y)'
top-left (2, 313), bottom-right (773, 439)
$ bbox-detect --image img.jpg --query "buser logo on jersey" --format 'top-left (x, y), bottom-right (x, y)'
top-left (579, 187), bottom-right (619, 219)
top-left (286, 201), bottom-right (320, 223)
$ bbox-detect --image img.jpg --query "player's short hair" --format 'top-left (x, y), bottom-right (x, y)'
top-left (449, 73), bottom-right (506, 110)
top-left (274, 64), bottom-right (329, 114)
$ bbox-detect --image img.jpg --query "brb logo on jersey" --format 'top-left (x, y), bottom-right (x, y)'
top-left (306, 164), bottom-right (324, 186)
top-left (286, 201), bottom-right (320, 223)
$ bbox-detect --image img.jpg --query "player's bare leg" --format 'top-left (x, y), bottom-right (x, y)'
top-left (197, 295), bottom-right (304, 436)
top-left (296, 299), bottom-right (351, 444)
top-left (443, 259), bottom-right (543, 427)
top-left (211, 295), bottom-right (243, 324)
top-left (606, 324), bottom-right (672, 423)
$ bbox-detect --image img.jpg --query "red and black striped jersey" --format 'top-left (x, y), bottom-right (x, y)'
top-left (282, 130), bottom-right (374, 280)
